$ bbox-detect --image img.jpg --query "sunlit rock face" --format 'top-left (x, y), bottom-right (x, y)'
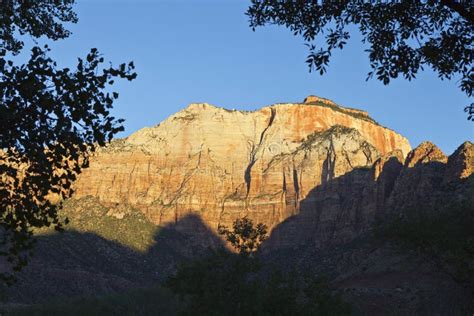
top-left (72, 96), bottom-right (411, 236)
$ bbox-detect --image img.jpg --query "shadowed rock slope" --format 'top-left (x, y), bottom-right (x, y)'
top-left (4, 197), bottom-right (222, 304)
top-left (265, 141), bottom-right (474, 250)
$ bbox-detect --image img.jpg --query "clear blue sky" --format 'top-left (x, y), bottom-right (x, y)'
top-left (31, 0), bottom-right (474, 155)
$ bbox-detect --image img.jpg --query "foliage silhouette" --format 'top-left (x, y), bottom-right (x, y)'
top-left (218, 216), bottom-right (267, 256)
top-left (0, 0), bottom-right (77, 56)
top-left (0, 1), bottom-right (136, 282)
top-left (167, 217), bottom-right (351, 315)
top-left (247, 1), bottom-right (474, 120)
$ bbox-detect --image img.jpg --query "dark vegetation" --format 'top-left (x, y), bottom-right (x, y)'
top-left (5, 215), bottom-right (351, 316)
top-left (173, 112), bottom-right (197, 121)
top-left (217, 216), bottom-right (268, 256)
top-left (0, 1), bottom-right (136, 282)
top-left (9, 286), bottom-right (178, 316)
top-left (300, 125), bottom-right (355, 150)
top-left (166, 251), bottom-right (351, 316)
top-left (247, 1), bottom-right (474, 120)
top-left (376, 202), bottom-right (474, 285)
top-left (167, 217), bottom-right (351, 316)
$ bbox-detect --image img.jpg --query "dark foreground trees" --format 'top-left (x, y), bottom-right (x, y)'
top-left (247, 1), bottom-right (474, 120)
top-left (376, 202), bottom-right (474, 286)
top-left (167, 217), bottom-right (351, 315)
top-left (0, 1), bottom-right (136, 282)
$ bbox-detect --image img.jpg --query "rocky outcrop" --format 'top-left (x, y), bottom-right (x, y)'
top-left (444, 141), bottom-right (474, 183)
top-left (71, 97), bottom-right (410, 237)
top-left (263, 141), bottom-right (474, 313)
top-left (404, 141), bottom-right (448, 168)
top-left (266, 141), bottom-right (474, 250)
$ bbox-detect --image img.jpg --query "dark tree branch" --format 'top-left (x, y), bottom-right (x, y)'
top-left (440, 0), bottom-right (474, 24)
top-left (247, 1), bottom-right (474, 120)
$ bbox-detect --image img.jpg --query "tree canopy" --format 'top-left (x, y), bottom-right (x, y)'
top-left (247, 1), bottom-right (474, 120)
top-left (0, 0), bottom-right (136, 283)
top-left (218, 216), bottom-right (268, 256)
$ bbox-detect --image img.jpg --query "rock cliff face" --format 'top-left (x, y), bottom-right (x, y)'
top-left (265, 141), bottom-right (474, 249)
top-left (72, 96), bottom-right (411, 236)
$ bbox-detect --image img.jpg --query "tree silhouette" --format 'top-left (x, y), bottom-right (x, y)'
top-left (168, 217), bottom-right (351, 315)
top-left (0, 1), bottom-right (136, 283)
top-left (247, 1), bottom-right (474, 120)
top-left (218, 216), bottom-right (268, 256)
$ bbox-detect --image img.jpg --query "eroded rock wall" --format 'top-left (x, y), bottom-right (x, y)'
top-left (265, 141), bottom-right (474, 250)
top-left (72, 97), bottom-right (411, 235)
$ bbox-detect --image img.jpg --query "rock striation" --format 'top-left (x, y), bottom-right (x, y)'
top-left (72, 96), bottom-right (411, 236)
top-left (265, 140), bottom-right (474, 249)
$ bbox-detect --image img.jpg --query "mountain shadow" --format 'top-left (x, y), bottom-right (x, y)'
top-left (2, 211), bottom-right (225, 305)
top-left (260, 149), bottom-right (474, 315)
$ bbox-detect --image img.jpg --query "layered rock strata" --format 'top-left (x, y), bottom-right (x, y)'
top-left (266, 141), bottom-right (474, 249)
top-left (72, 97), bottom-right (411, 236)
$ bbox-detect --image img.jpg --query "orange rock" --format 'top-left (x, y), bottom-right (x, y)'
top-left (72, 96), bottom-right (411, 233)
top-left (404, 141), bottom-right (447, 168)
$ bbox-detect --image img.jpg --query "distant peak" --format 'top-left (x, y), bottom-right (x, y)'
top-left (456, 141), bottom-right (474, 151)
top-left (444, 141), bottom-right (474, 182)
top-left (405, 141), bottom-right (447, 167)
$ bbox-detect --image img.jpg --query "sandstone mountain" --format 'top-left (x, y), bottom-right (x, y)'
top-left (72, 96), bottom-right (411, 238)
top-left (5, 96), bottom-right (473, 314)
